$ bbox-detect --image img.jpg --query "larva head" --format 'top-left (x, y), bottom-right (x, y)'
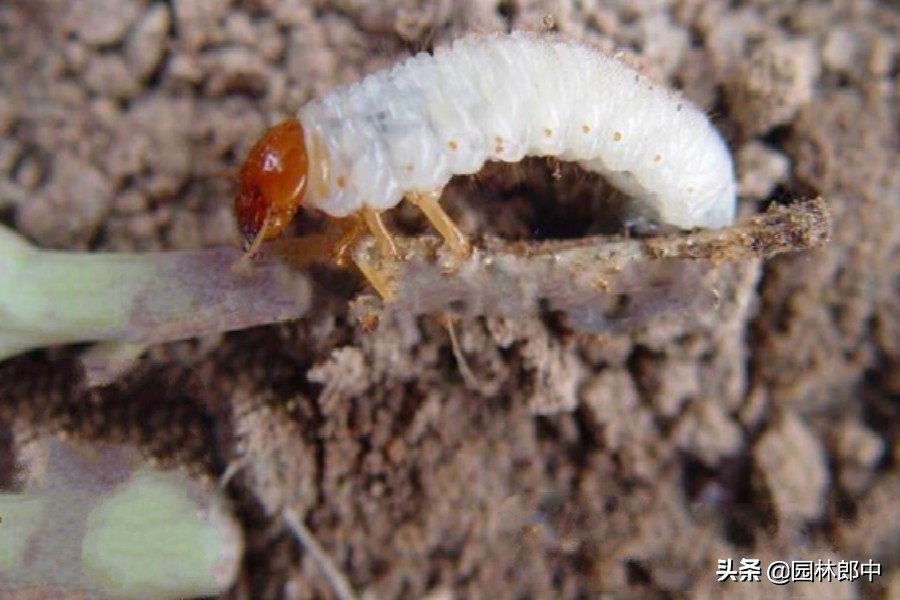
top-left (236, 118), bottom-right (309, 248)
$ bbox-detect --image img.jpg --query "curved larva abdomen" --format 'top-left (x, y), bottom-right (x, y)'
top-left (299, 32), bottom-right (736, 229)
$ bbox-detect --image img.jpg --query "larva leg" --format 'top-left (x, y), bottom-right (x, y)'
top-left (406, 190), bottom-right (470, 258)
top-left (328, 215), bottom-right (367, 267)
top-left (355, 209), bottom-right (400, 300)
top-left (361, 207), bottom-right (399, 259)
top-left (353, 256), bottom-right (396, 300)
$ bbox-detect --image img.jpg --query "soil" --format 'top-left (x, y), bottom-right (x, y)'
top-left (0, 0), bottom-right (898, 599)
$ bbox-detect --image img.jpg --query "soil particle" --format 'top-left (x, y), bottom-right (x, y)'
top-left (125, 3), bottom-right (172, 82)
top-left (726, 37), bottom-right (821, 138)
top-left (753, 412), bottom-right (829, 524)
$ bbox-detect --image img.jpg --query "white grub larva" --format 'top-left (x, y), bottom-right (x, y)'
top-left (236, 32), bottom-right (736, 282)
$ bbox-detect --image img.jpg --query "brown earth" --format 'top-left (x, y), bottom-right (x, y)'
top-left (0, 0), bottom-right (898, 598)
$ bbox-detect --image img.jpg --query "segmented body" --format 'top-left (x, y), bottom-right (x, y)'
top-left (299, 32), bottom-right (736, 229)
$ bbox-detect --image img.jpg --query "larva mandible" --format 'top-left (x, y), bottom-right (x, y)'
top-left (236, 32), bottom-right (736, 273)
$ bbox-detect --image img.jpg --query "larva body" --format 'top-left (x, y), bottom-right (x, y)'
top-left (299, 32), bottom-right (735, 229)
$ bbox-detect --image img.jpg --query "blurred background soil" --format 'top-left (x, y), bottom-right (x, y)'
top-left (0, 0), bottom-right (898, 598)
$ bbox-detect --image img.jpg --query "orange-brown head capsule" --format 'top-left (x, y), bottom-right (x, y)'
top-left (235, 118), bottom-right (309, 247)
